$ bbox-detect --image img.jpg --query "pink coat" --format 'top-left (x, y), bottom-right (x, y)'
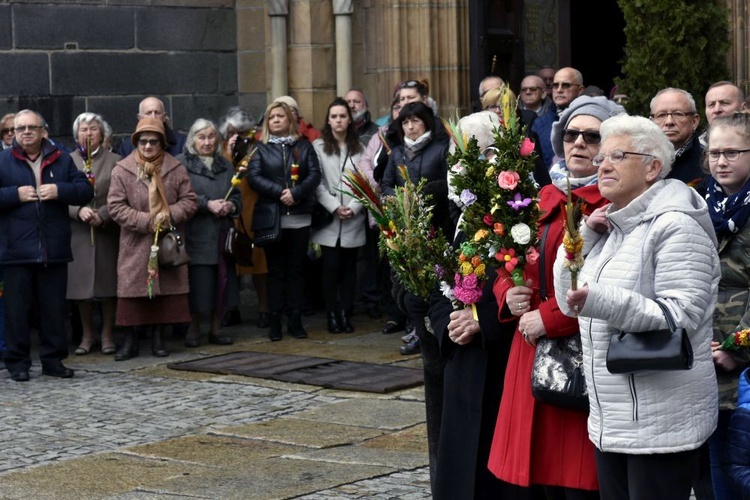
top-left (107, 153), bottom-right (197, 298)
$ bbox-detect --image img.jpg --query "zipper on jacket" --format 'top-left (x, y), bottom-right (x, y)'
top-left (593, 253), bottom-right (615, 450)
top-left (628, 374), bottom-right (638, 421)
top-left (282, 144), bottom-right (290, 215)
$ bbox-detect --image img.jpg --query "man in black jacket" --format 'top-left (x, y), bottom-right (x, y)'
top-left (119, 97), bottom-right (186, 157)
top-left (0, 110), bottom-right (94, 381)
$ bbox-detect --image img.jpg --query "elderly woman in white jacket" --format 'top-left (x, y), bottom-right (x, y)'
top-left (312, 98), bottom-right (365, 334)
top-left (554, 114), bottom-right (720, 500)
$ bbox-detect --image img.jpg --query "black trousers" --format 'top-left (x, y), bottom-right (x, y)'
top-left (321, 244), bottom-right (358, 311)
top-left (4, 263), bottom-right (69, 371)
top-left (594, 447), bottom-right (700, 500)
top-left (264, 226), bottom-right (309, 314)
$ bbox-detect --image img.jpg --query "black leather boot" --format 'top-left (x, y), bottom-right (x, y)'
top-left (151, 326), bottom-right (169, 357)
top-left (327, 311), bottom-right (341, 333)
top-left (287, 311), bottom-right (308, 339)
top-left (115, 329), bottom-right (139, 361)
top-left (338, 309), bottom-right (354, 333)
top-left (208, 332), bottom-right (233, 345)
top-left (269, 313), bottom-right (282, 341)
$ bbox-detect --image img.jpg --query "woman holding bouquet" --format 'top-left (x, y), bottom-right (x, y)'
top-left (67, 113), bottom-right (121, 355)
top-left (108, 117), bottom-right (198, 360)
top-left (177, 119), bottom-right (241, 348)
top-left (489, 96), bottom-right (624, 499)
top-left (247, 101), bottom-right (321, 342)
top-left (702, 112), bottom-right (750, 499)
top-left (311, 98), bottom-right (364, 333)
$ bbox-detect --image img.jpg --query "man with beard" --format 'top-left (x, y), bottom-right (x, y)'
top-left (345, 89), bottom-right (379, 147)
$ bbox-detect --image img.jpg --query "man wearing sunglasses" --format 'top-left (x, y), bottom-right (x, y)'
top-left (0, 110), bottom-right (94, 381)
top-left (649, 88), bottom-right (705, 192)
top-left (518, 75), bottom-right (552, 117)
top-left (531, 67), bottom-right (585, 168)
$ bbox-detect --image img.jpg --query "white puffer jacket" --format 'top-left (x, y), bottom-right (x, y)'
top-left (554, 179), bottom-right (719, 454)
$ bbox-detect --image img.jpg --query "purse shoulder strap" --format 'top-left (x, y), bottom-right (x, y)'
top-left (653, 299), bottom-right (677, 331)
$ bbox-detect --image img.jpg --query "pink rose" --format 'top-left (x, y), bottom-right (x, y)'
top-left (497, 171), bottom-right (520, 190)
top-left (526, 246), bottom-right (539, 265)
top-left (520, 137), bottom-right (535, 157)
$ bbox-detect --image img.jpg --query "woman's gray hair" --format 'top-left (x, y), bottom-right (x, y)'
top-left (217, 106), bottom-right (254, 140)
top-left (186, 118), bottom-right (220, 155)
top-left (72, 112), bottom-right (112, 140)
top-left (599, 114), bottom-right (675, 179)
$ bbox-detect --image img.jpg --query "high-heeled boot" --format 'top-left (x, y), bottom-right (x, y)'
top-left (338, 309), bottom-right (354, 333)
top-left (151, 326), bottom-right (169, 357)
top-left (115, 329), bottom-right (140, 361)
top-left (287, 310), bottom-right (308, 339)
top-left (327, 311), bottom-right (341, 333)
top-left (269, 312), bottom-right (282, 341)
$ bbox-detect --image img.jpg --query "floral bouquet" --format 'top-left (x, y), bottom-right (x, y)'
top-left (147, 223), bottom-right (161, 299)
top-left (446, 104), bottom-right (540, 308)
top-left (342, 166), bottom-right (453, 300)
top-left (561, 176), bottom-right (586, 290)
top-left (78, 137), bottom-right (96, 245)
top-left (720, 328), bottom-right (750, 351)
top-left (224, 136), bottom-right (258, 201)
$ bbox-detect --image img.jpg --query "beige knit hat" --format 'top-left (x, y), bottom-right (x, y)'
top-left (273, 95), bottom-right (300, 116)
top-left (131, 117), bottom-right (166, 146)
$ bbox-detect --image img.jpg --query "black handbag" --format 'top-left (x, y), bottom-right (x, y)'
top-left (531, 334), bottom-right (589, 411)
top-left (311, 202), bottom-right (334, 230)
top-left (529, 222), bottom-right (589, 411)
top-left (224, 214), bottom-right (254, 266)
top-left (252, 202), bottom-right (281, 247)
top-left (606, 300), bottom-right (694, 374)
top-left (158, 227), bottom-right (191, 268)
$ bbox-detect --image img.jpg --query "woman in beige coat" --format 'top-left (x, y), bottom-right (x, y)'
top-left (311, 98), bottom-right (365, 333)
top-left (108, 117), bottom-right (198, 360)
top-left (67, 112), bottom-right (121, 355)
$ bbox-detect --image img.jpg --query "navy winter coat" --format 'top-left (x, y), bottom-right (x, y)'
top-left (0, 140), bottom-right (94, 264)
top-left (725, 367), bottom-right (750, 498)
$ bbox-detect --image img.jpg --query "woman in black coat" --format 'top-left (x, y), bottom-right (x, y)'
top-left (247, 101), bottom-right (321, 341)
top-left (380, 101), bottom-right (449, 196)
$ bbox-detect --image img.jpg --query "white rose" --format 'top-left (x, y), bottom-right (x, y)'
top-left (510, 223), bottom-right (531, 245)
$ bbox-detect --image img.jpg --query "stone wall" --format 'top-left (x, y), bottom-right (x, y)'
top-left (0, 0), bottom-right (239, 149)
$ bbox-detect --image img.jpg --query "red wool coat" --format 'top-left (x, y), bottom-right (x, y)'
top-left (487, 183), bottom-right (606, 491)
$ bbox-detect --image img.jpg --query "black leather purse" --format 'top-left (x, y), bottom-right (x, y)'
top-left (224, 214), bottom-right (254, 267)
top-left (606, 300), bottom-right (693, 374)
top-left (158, 227), bottom-right (191, 268)
top-left (531, 334), bottom-right (589, 411)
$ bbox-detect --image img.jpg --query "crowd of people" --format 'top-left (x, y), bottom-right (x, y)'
top-left (1, 65), bottom-right (750, 498)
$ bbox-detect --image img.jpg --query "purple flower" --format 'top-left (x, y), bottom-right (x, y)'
top-left (460, 189), bottom-right (477, 206)
top-left (434, 264), bottom-right (446, 279)
top-left (507, 193), bottom-right (532, 211)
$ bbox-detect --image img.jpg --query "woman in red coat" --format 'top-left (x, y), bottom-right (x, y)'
top-left (488, 96), bottom-right (624, 499)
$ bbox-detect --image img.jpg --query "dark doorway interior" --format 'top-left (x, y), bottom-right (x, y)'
top-left (570, 0), bottom-right (625, 97)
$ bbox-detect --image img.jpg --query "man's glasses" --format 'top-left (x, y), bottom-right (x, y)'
top-left (649, 111), bottom-right (695, 123)
top-left (138, 139), bottom-right (161, 146)
top-left (13, 125), bottom-right (44, 133)
top-left (707, 149), bottom-right (750, 162)
top-left (1, 128), bottom-right (13, 135)
top-left (592, 150), bottom-right (654, 167)
top-left (521, 86), bottom-right (541, 93)
top-left (553, 82), bottom-right (578, 90)
top-left (562, 129), bottom-right (601, 145)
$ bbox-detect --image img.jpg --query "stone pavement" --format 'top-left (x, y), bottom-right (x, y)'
top-left (0, 295), bottom-right (431, 499)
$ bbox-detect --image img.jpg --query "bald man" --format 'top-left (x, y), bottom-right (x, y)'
top-left (119, 96), bottom-right (187, 157)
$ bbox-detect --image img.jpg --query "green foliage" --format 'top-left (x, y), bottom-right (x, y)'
top-left (615, 0), bottom-right (730, 116)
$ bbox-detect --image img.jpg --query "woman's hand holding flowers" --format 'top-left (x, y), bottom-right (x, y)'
top-left (566, 285), bottom-right (589, 315)
top-left (448, 307), bottom-right (481, 345)
top-left (506, 278), bottom-right (534, 317)
top-left (280, 188), bottom-right (295, 206)
top-left (336, 206), bottom-right (353, 220)
top-left (711, 341), bottom-right (740, 371)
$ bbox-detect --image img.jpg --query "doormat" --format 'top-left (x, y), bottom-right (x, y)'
top-left (168, 351), bottom-right (424, 394)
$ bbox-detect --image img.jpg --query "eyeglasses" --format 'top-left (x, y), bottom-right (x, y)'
top-left (707, 149), bottom-right (750, 162)
top-left (1, 128), bottom-right (13, 135)
top-left (649, 111), bottom-right (695, 122)
top-left (485, 104), bottom-right (501, 112)
top-left (13, 125), bottom-right (44, 133)
top-left (562, 129), bottom-right (601, 145)
top-left (521, 86), bottom-right (541, 93)
top-left (592, 150), bottom-right (655, 167)
top-left (552, 82), bottom-right (578, 90)
top-left (138, 139), bottom-right (161, 147)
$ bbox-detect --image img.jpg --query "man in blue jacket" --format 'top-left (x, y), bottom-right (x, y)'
top-left (0, 110), bottom-right (94, 381)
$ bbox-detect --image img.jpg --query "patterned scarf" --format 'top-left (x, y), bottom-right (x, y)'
top-left (706, 176), bottom-right (750, 235)
top-left (268, 135), bottom-right (296, 146)
top-left (135, 149), bottom-right (169, 228)
top-left (548, 160), bottom-right (598, 194)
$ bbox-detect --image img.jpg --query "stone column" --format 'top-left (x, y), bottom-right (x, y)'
top-left (268, 0), bottom-right (289, 98)
top-left (333, 0), bottom-right (354, 95)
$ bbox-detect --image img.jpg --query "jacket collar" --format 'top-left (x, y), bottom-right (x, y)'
top-left (11, 138), bottom-right (62, 166)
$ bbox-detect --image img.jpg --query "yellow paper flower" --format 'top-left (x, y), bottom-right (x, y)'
top-left (486, 166), bottom-right (495, 178)
top-left (474, 263), bottom-right (486, 277)
top-left (474, 229), bottom-right (490, 242)
top-left (231, 177), bottom-right (242, 186)
top-left (460, 261), bottom-right (474, 276)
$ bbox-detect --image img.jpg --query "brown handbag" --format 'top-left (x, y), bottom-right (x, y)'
top-left (158, 227), bottom-right (191, 268)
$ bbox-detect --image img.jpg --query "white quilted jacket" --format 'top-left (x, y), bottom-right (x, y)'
top-left (553, 179), bottom-right (719, 454)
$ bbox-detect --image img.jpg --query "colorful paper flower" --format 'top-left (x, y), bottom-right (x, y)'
top-left (495, 247), bottom-right (519, 272)
top-left (483, 214), bottom-right (494, 226)
top-left (474, 229), bottom-right (490, 242)
top-left (526, 246), bottom-right (539, 265)
top-left (493, 222), bottom-right (505, 236)
top-left (497, 170), bottom-right (520, 190)
top-left (520, 137), bottom-right (535, 157)
top-left (460, 189), bottom-right (477, 206)
top-left (510, 223), bottom-right (532, 245)
top-left (507, 193), bottom-right (532, 211)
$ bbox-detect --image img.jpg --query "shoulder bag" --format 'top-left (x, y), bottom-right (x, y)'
top-left (529, 224), bottom-right (589, 411)
top-left (224, 213), bottom-right (254, 266)
top-left (158, 226), bottom-right (191, 268)
top-left (252, 202), bottom-right (281, 247)
top-left (606, 300), bottom-right (693, 374)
